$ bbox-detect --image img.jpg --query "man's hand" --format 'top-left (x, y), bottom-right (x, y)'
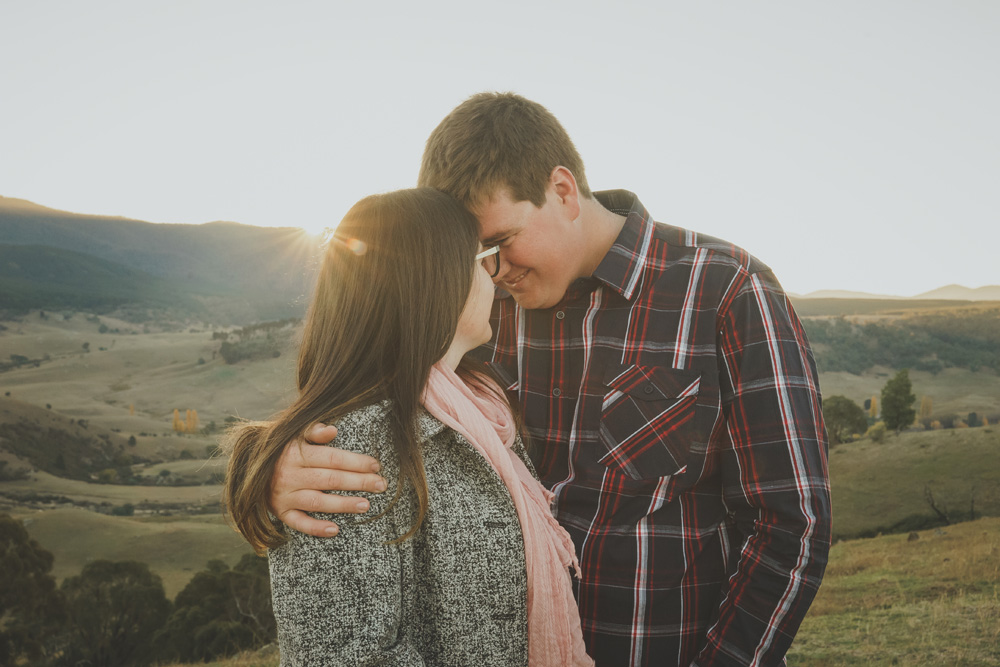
top-left (269, 423), bottom-right (387, 537)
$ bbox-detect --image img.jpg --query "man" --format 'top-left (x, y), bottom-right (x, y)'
top-left (268, 93), bottom-right (831, 666)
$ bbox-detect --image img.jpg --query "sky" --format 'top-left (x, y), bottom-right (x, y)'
top-left (1, 1), bottom-right (997, 297)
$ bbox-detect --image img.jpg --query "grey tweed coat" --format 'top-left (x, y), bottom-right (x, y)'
top-left (269, 401), bottom-right (538, 666)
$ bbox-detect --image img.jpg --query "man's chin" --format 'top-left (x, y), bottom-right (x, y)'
top-left (509, 290), bottom-right (556, 311)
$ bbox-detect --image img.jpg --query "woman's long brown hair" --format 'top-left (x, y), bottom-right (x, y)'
top-left (223, 188), bottom-right (482, 553)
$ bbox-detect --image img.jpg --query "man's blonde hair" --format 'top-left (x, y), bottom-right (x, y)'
top-left (418, 92), bottom-right (591, 210)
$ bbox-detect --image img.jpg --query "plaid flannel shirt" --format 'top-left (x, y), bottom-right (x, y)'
top-left (478, 190), bottom-right (831, 667)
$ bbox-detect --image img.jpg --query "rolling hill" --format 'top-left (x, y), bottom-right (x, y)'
top-left (0, 196), bottom-right (323, 323)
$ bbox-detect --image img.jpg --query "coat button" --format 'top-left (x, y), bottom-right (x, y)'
top-left (555, 311), bottom-right (565, 320)
top-left (643, 384), bottom-right (654, 395)
top-left (553, 388), bottom-right (561, 397)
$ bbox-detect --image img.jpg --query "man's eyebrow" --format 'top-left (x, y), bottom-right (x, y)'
top-left (481, 230), bottom-right (514, 246)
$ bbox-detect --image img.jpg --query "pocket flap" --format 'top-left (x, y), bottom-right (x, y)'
top-left (604, 364), bottom-right (701, 402)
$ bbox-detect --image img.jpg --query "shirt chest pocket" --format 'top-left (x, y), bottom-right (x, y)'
top-left (598, 364), bottom-right (706, 482)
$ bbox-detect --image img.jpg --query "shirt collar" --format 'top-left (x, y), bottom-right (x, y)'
top-left (590, 189), bottom-right (656, 301)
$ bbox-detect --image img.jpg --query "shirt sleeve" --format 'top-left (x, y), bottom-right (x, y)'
top-left (694, 269), bottom-right (832, 666)
top-left (267, 457), bottom-right (424, 666)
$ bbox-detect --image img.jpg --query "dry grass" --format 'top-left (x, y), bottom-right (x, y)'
top-left (789, 517), bottom-right (1000, 665)
top-left (0, 311), bottom-right (298, 435)
top-left (161, 647), bottom-right (280, 667)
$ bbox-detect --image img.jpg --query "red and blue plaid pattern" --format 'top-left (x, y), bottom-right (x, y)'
top-left (478, 190), bottom-right (831, 666)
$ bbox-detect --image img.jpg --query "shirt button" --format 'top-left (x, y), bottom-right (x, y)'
top-left (643, 385), bottom-right (654, 395)
top-left (555, 311), bottom-right (565, 320)
top-left (553, 388), bottom-right (561, 397)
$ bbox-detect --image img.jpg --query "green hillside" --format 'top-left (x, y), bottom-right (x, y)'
top-left (828, 426), bottom-right (1000, 540)
top-left (0, 244), bottom-right (189, 312)
top-left (803, 308), bottom-right (1000, 374)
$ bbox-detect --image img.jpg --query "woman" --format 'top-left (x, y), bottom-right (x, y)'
top-left (223, 189), bottom-right (592, 666)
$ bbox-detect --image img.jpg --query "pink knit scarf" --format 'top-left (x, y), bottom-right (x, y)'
top-left (422, 361), bottom-right (593, 667)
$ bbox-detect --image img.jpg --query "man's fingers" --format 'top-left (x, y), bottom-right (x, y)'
top-left (289, 467), bottom-right (387, 494)
top-left (284, 489), bottom-right (374, 516)
top-left (279, 509), bottom-right (341, 537)
top-left (298, 440), bottom-right (381, 474)
top-left (303, 423), bottom-right (339, 445)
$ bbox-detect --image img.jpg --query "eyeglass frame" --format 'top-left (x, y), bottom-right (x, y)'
top-left (475, 245), bottom-right (501, 278)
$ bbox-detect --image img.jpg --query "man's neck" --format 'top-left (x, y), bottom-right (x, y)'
top-left (577, 196), bottom-right (627, 278)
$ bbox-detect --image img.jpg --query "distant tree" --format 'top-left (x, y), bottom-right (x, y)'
top-left (869, 395), bottom-right (879, 419)
top-left (822, 395), bottom-right (869, 445)
top-left (128, 435), bottom-right (137, 447)
top-left (919, 396), bottom-right (933, 419)
top-left (0, 514), bottom-right (65, 665)
top-left (154, 555), bottom-right (275, 663)
top-left (967, 412), bottom-right (981, 428)
top-left (881, 369), bottom-right (916, 434)
top-left (98, 323), bottom-right (109, 333)
top-left (186, 409), bottom-right (199, 434)
top-left (81, 342), bottom-right (90, 353)
top-left (59, 560), bottom-right (171, 667)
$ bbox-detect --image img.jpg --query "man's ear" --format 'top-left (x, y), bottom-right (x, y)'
top-left (550, 166), bottom-right (581, 220)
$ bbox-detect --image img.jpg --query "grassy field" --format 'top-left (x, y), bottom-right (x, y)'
top-left (2, 306), bottom-right (999, 665)
top-left (828, 426), bottom-right (1000, 540)
top-left (163, 648), bottom-right (279, 667)
top-left (9, 507), bottom-right (253, 598)
top-left (788, 517), bottom-right (1000, 666)
top-left (0, 310), bottom-right (298, 435)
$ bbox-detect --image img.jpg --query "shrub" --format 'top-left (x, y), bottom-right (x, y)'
top-left (822, 395), bottom-right (869, 445)
top-left (865, 421), bottom-right (888, 443)
top-left (110, 503), bottom-right (135, 517)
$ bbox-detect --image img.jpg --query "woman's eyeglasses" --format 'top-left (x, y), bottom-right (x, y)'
top-left (475, 246), bottom-right (501, 278)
